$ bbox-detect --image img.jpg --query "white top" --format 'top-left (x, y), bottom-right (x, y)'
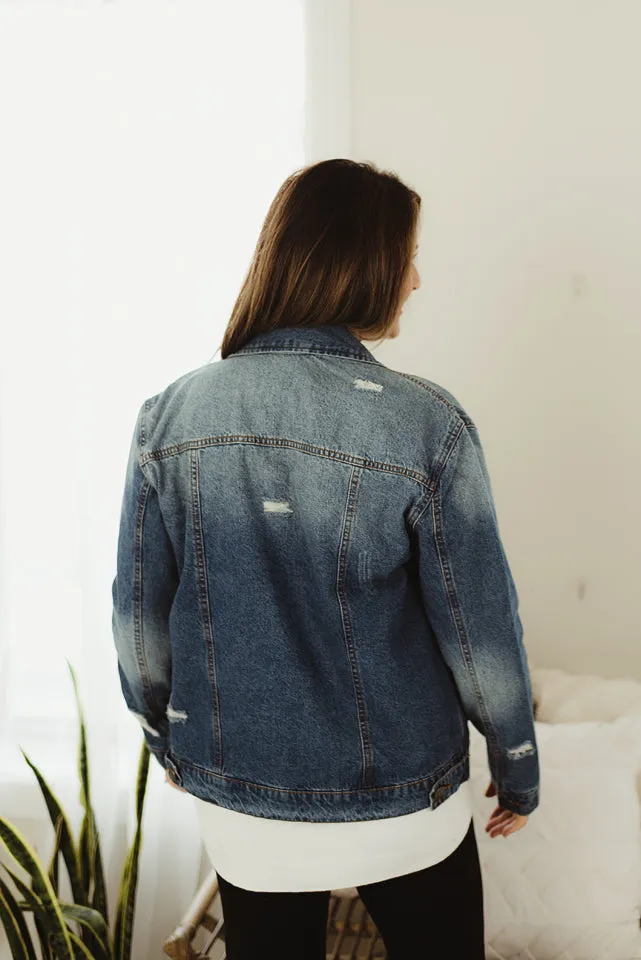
top-left (194, 777), bottom-right (474, 892)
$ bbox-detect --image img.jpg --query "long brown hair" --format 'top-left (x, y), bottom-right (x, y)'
top-left (219, 159), bottom-right (421, 359)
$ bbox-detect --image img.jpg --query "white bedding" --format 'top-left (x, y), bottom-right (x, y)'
top-left (531, 667), bottom-right (641, 725)
top-left (469, 708), bottom-right (641, 959)
top-left (336, 667), bottom-right (641, 958)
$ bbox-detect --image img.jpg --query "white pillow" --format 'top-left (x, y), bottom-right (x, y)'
top-left (531, 667), bottom-right (641, 724)
top-left (469, 718), bottom-right (641, 960)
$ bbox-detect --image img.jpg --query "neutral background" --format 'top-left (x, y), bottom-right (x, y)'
top-left (339, 0), bottom-right (640, 681)
top-left (1, 3), bottom-right (639, 957)
top-left (0, 3), bottom-right (306, 957)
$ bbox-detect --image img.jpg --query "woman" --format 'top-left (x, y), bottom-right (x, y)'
top-left (112, 158), bottom-right (540, 959)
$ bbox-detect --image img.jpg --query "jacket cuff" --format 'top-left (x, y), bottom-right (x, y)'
top-left (144, 733), bottom-right (169, 768)
top-left (497, 785), bottom-right (539, 816)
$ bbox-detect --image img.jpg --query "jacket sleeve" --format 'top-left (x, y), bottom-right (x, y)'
top-left (111, 400), bottom-right (177, 768)
top-left (412, 418), bottom-right (540, 816)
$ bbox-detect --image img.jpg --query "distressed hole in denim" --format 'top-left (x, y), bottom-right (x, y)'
top-left (166, 704), bottom-right (188, 723)
top-left (353, 377), bottom-right (383, 392)
top-left (358, 550), bottom-right (375, 594)
top-left (131, 712), bottom-right (161, 737)
top-left (263, 500), bottom-right (293, 514)
top-left (507, 740), bottom-right (535, 760)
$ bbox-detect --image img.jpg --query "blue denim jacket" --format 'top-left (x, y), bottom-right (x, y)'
top-left (112, 323), bottom-right (540, 821)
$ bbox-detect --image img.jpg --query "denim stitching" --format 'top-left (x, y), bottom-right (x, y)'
top-left (430, 488), bottom-right (499, 754)
top-left (227, 346), bottom-right (382, 364)
top-left (336, 465), bottom-right (375, 789)
top-left (429, 751), bottom-right (470, 806)
top-left (358, 550), bottom-right (375, 596)
top-left (408, 418), bottom-right (465, 530)
top-left (133, 476), bottom-right (154, 707)
top-left (395, 371), bottom-right (475, 424)
top-left (190, 449), bottom-right (223, 772)
top-left (170, 748), bottom-right (469, 796)
top-left (363, 551), bottom-right (371, 591)
top-left (141, 435), bottom-right (434, 491)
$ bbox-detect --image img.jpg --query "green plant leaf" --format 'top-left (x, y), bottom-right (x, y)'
top-left (31, 883), bottom-right (54, 960)
top-left (118, 834), bottom-right (141, 960)
top-left (77, 812), bottom-right (108, 957)
top-left (2, 837), bottom-right (56, 960)
top-left (7, 873), bottom-right (54, 960)
top-left (67, 662), bottom-right (90, 809)
top-left (21, 750), bottom-right (86, 906)
top-left (68, 661), bottom-right (94, 904)
top-left (0, 864), bottom-right (42, 913)
top-left (134, 742), bottom-right (150, 825)
top-left (67, 658), bottom-right (108, 957)
top-left (32, 912), bottom-right (53, 960)
top-left (47, 815), bottom-right (63, 896)
top-left (0, 816), bottom-right (74, 959)
top-left (69, 928), bottom-right (95, 959)
top-left (90, 812), bottom-right (108, 925)
top-left (78, 813), bottom-right (91, 901)
top-left (111, 844), bottom-right (130, 960)
top-left (59, 903), bottom-right (111, 960)
top-left (113, 741), bottom-right (150, 960)
top-left (0, 873), bottom-right (37, 960)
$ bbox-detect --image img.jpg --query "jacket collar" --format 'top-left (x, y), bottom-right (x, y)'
top-left (230, 323), bottom-right (384, 366)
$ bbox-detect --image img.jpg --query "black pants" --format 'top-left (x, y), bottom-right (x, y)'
top-left (215, 817), bottom-right (485, 959)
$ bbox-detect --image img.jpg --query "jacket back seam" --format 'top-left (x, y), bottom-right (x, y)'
top-left (335, 465), bottom-right (375, 789)
top-left (190, 449), bottom-right (224, 772)
top-left (140, 435), bottom-right (435, 492)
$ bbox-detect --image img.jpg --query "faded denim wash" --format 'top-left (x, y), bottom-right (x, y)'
top-left (112, 322), bottom-right (540, 821)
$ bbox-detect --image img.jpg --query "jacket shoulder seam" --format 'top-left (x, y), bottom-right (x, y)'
top-left (393, 371), bottom-right (474, 426)
top-left (140, 395), bottom-right (161, 449)
top-left (409, 419), bottom-right (466, 530)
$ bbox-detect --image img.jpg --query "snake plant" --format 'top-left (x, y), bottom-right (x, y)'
top-left (0, 662), bottom-right (150, 959)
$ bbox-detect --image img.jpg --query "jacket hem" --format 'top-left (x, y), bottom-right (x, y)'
top-left (166, 748), bottom-right (471, 822)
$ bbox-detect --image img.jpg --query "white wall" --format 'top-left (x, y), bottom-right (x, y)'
top-left (351, 1), bottom-right (641, 680)
top-left (304, 0), bottom-right (351, 161)
top-left (0, 3), bottom-right (306, 956)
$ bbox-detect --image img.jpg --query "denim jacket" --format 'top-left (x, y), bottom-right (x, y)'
top-left (112, 323), bottom-right (540, 821)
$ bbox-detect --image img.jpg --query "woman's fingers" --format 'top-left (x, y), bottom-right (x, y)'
top-left (486, 811), bottom-right (517, 836)
top-left (486, 811), bottom-right (512, 829)
top-left (489, 824), bottom-right (510, 837)
top-left (489, 821), bottom-right (515, 837)
top-left (485, 792), bottom-right (530, 838)
top-left (488, 804), bottom-right (512, 820)
top-left (488, 815), bottom-right (528, 838)
top-left (488, 806), bottom-right (511, 820)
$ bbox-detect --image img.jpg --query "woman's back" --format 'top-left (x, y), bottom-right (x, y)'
top-left (112, 322), bottom-right (538, 824)
top-left (112, 159), bottom-right (537, 954)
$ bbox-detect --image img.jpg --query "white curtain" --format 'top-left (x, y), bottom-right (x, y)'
top-left (0, 2), bottom-right (307, 955)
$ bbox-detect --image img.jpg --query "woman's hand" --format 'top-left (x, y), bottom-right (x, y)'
top-left (165, 768), bottom-right (187, 792)
top-left (484, 781), bottom-right (529, 837)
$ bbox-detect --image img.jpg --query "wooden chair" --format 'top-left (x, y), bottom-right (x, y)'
top-left (162, 869), bottom-right (387, 959)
